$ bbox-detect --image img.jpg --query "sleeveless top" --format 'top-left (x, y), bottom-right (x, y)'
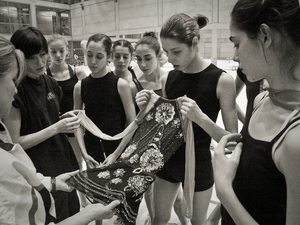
top-left (12, 75), bottom-right (79, 176)
top-left (47, 65), bottom-right (78, 115)
top-left (130, 66), bottom-right (163, 96)
top-left (164, 64), bottom-right (224, 169)
top-left (81, 72), bottom-right (126, 160)
top-left (67, 93), bottom-right (191, 224)
top-left (221, 101), bottom-right (300, 224)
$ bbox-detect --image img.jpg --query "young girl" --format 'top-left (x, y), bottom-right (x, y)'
top-left (211, 0), bottom-right (300, 224)
top-left (130, 32), bottom-right (165, 98)
top-left (111, 39), bottom-right (142, 84)
top-left (47, 34), bottom-right (87, 170)
top-left (73, 33), bottom-right (136, 169)
top-left (5, 26), bottom-right (81, 222)
top-left (136, 13), bottom-right (238, 225)
top-left (105, 32), bottom-right (189, 225)
top-left (0, 36), bottom-right (120, 225)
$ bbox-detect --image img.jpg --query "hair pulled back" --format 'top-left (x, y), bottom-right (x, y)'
top-left (87, 33), bottom-right (112, 55)
top-left (160, 13), bottom-right (208, 46)
top-left (136, 31), bottom-right (161, 56)
top-left (231, 0), bottom-right (300, 79)
top-left (47, 34), bottom-right (69, 47)
top-left (112, 39), bottom-right (134, 55)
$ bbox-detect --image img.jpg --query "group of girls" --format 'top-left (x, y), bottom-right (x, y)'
top-left (1, 0), bottom-right (300, 225)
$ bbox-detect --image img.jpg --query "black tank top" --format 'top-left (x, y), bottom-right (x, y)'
top-left (221, 112), bottom-right (300, 224)
top-left (47, 65), bottom-right (78, 115)
top-left (81, 72), bottom-right (126, 137)
top-left (165, 64), bottom-right (223, 162)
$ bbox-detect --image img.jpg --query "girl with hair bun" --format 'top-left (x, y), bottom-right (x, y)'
top-left (173, 0), bottom-right (300, 224)
top-left (136, 13), bottom-right (238, 225)
top-left (106, 31), bottom-right (190, 225)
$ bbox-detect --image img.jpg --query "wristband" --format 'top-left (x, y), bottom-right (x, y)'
top-left (51, 177), bottom-right (56, 192)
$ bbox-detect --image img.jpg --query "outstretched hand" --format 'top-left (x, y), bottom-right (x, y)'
top-left (56, 170), bottom-right (80, 192)
top-left (213, 133), bottom-right (243, 189)
top-left (84, 200), bottom-right (121, 221)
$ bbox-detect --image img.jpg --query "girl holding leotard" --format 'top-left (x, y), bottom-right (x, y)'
top-left (73, 33), bottom-right (136, 169)
top-left (135, 13), bottom-right (238, 225)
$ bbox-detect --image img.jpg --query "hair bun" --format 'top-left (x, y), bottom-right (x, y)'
top-left (143, 31), bottom-right (157, 39)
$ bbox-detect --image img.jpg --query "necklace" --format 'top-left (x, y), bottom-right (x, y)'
top-left (267, 88), bottom-right (300, 110)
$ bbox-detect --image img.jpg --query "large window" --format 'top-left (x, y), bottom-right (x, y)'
top-left (36, 6), bottom-right (71, 35)
top-left (0, 2), bottom-right (30, 34)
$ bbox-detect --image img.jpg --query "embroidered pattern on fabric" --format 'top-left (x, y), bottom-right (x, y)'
top-left (110, 178), bottom-right (122, 185)
top-left (155, 102), bottom-right (175, 125)
top-left (145, 112), bottom-right (153, 121)
top-left (128, 154), bottom-right (139, 164)
top-left (67, 96), bottom-right (186, 225)
top-left (113, 169), bottom-right (125, 177)
top-left (172, 118), bottom-right (181, 128)
top-left (120, 144), bottom-right (137, 159)
top-left (175, 131), bottom-right (183, 139)
top-left (139, 144), bottom-right (164, 172)
top-left (125, 175), bottom-right (153, 196)
top-left (97, 171), bottom-right (110, 179)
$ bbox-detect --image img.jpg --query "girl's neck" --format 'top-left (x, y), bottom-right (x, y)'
top-left (50, 63), bottom-right (68, 72)
top-left (183, 54), bottom-right (209, 74)
top-left (142, 67), bottom-right (162, 83)
top-left (91, 66), bottom-right (109, 78)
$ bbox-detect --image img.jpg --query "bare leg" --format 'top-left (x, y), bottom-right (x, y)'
top-left (190, 187), bottom-right (213, 225)
top-left (152, 177), bottom-right (181, 225)
top-left (204, 203), bottom-right (221, 225)
top-left (144, 183), bottom-right (155, 221)
top-left (173, 186), bottom-right (190, 225)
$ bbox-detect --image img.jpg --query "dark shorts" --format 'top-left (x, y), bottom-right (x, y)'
top-left (156, 160), bottom-right (214, 192)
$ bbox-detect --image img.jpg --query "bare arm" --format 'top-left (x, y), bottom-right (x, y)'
top-left (56, 200), bottom-right (120, 225)
top-left (73, 81), bottom-right (99, 168)
top-left (103, 79), bottom-right (136, 164)
top-left (235, 75), bottom-right (245, 124)
top-left (3, 107), bottom-right (80, 150)
top-left (74, 66), bottom-right (87, 80)
top-left (217, 72), bottom-right (238, 133)
top-left (275, 126), bottom-right (300, 225)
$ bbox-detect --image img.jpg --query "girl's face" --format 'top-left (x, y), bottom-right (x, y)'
top-left (136, 44), bottom-right (159, 76)
top-left (229, 22), bottom-right (267, 82)
top-left (86, 40), bottom-right (109, 75)
top-left (161, 38), bottom-right (196, 72)
top-left (25, 50), bottom-right (48, 78)
top-left (48, 39), bottom-right (68, 65)
top-left (0, 59), bottom-right (18, 118)
top-left (112, 45), bottom-right (132, 73)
